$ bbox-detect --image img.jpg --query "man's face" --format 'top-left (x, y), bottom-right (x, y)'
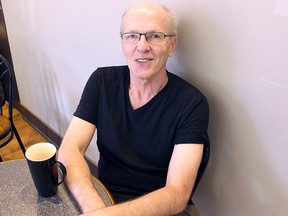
top-left (121, 6), bottom-right (177, 81)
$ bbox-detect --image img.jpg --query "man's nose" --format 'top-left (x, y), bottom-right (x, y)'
top-left (137, 35), bottom-right (150, 52)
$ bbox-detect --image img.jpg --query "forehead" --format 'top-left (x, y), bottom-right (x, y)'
top-left (122, 5), bottom-right (169, 33)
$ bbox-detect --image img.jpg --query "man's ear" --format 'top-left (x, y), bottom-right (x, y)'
top-left (169, 37), bottom-right (177, 57)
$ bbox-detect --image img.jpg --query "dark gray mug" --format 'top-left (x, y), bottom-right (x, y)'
top-left (25, 143), bottom-right (66, 197)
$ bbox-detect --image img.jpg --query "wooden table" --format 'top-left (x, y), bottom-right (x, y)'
top-left (0, 159), bottom-right (114, 216)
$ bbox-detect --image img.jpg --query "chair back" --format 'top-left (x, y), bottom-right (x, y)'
top-left (0, 54), bottom-right (13, 117)
top-left (0, 54), bottom-right (20, 151)
top-left (0, 78), bottom-right (5, 108)
top-left (0, 54), bottom-right (25, 161)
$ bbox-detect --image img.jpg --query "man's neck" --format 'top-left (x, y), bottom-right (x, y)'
top-left (129, 73), bottom-right (168, 110)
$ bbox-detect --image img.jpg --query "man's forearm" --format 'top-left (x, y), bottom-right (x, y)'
top-left (82, 184), bottom-right (188, 216)
top-left (58, 147), bottom-right (106, 213)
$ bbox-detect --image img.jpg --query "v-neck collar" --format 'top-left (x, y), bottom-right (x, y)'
top-left (124, 72), bottom-right (170, 113)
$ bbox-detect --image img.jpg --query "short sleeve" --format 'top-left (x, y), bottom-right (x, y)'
top-left (73, 70), bottom-right (101, 126)
top-left (174, 96), bottom-right (210, 146)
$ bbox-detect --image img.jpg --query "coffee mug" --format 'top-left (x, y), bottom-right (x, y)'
top-left (25, 142), bottom-right (67, 197)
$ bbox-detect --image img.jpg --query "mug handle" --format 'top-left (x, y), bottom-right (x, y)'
top-left (52, 161), bottom-right (67, 186)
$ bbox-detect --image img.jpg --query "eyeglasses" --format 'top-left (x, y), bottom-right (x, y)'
top-left (121, 32), bottom-right (176, 44)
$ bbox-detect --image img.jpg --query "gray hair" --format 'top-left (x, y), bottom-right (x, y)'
top-left (120, 3), bottom-right (178, 35)
top-left (162, 5), bottom-right (178, 35)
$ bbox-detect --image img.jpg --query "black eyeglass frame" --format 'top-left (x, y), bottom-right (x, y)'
top-left (121, 32), bottom-right (176, 43)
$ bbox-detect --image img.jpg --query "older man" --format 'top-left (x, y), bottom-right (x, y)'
top-left (58, 2), bottom-right (209, 215)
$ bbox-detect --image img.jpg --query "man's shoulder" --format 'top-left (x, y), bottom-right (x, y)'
top-left (96, 65), bottom-right (129, 74)
top-left (90, 65), bottom-right (129, 82)
top-left (88, 65), bottom-right (129, 90)
top-left (167, 72), bottom-right (205, 98)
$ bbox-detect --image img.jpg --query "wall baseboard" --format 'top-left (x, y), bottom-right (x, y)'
top-left (15, 103), bottom-right (63, 146)
top-left (15, 103), bottom-right (98, 177)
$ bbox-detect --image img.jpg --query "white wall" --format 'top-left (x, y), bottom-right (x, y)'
top-left (2, 0), bottom-right (288, 215)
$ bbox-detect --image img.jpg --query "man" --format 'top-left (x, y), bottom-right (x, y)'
top-left (58, 2), bottom-right (209, 215)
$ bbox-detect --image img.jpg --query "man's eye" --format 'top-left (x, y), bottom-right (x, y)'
top-left (128, 34), bottom-right (138, 39)
top-left (151, 33), bottom-right (161, 39)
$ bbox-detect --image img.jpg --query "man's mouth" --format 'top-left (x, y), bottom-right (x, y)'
top-left (136, 58), bottom-right (151, 63)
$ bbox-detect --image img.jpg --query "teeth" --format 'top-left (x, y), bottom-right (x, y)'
top-left (137, 59), bottom-right (148, 63)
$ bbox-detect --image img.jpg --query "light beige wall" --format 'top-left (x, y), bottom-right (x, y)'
top-left (2, 0), bottom-right (288, 215)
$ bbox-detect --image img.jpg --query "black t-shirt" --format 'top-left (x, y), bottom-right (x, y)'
top-left (74, 65), bottom-right (209, 203)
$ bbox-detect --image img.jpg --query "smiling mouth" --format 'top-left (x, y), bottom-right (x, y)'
top-left (136, 58), bottom-right (151, 63)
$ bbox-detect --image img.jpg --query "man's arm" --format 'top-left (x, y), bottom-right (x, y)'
top-left (83, 143), bottom-right (204, 216)
top-left (57, 117), bottom-right (106, 213)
